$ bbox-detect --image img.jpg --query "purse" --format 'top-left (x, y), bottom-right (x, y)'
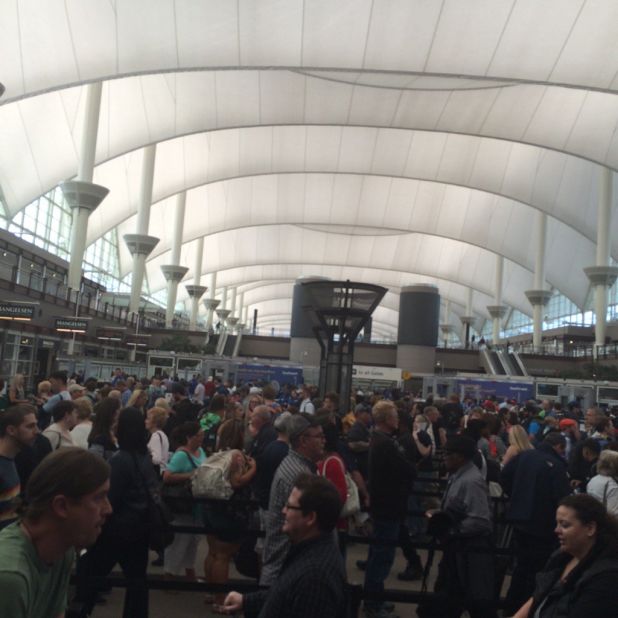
top-left (162, 450), bottom-right (198, 515)
top-left (146, 492), bottom-right (175, 552)
top-left (321, 455), bottom-right (361, 517)
top-left (341, 471), bottom-right (361, 517)
top-left (133, 454), bottom-right (174, 552)
top-left (192, 449), bottom-right (238, 499)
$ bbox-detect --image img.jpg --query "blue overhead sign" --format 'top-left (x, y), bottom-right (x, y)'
top-left (455, 378), bottom-right (534, 403)
top-left (236, 363), bottom-right (304, 387)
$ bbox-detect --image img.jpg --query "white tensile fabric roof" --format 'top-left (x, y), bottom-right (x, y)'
top-left (1, 0), bottom-right (618, 336)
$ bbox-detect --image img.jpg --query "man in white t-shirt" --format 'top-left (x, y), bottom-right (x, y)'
top-left (192, 377), bottom-right (206, 406)
top-left (299, 386), bottom-right (315, 415)
top-left (43, 401), bottom-right (78, 450)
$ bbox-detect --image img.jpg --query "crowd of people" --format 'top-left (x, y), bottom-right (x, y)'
top-left (0, 369), bottom-right (617, 617)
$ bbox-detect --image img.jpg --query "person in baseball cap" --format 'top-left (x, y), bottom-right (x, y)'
top-left (68, 383), bottom-right (86, 401)
top-left (559, 417), bottom-right (580, 459)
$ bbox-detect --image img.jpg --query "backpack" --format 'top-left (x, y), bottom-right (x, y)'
top-left (192, 449), bottom-right (239, 499)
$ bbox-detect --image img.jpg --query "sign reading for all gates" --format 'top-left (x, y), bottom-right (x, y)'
top-left (55, 318), bottom-right (88, 333)
top-left (352, 365), bottom-right (403, 383)
top-left (0, 302), bottom-right (36, 320)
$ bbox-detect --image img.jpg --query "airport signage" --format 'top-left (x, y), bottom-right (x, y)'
top-left (352, 365), bottom-right (403, 383)
top-left (55, 318), bottom-right (88, 333)
top-left (0, 302), bottom-right (36, 320)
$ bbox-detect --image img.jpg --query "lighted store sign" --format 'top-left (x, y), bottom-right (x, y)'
top-left (55, 318), bottom-right (88, 333)
top-left (0, 302), bottom-right (36, 321)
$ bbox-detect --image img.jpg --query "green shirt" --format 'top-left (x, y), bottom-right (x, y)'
top-left (0, 522), bottom-right (74, 618)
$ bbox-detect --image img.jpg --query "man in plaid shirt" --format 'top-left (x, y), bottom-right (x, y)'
top-left (217, 474), bottom-right (347, 617)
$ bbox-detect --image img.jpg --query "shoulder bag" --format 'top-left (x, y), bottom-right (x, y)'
top-left (321, 455), bottom-right (361, 518)
top-left (132, 454), bottom-right (174, 552)
top-left (192, 449), bottom-right (238, 499)
top-left (162, 450), bottom-right (198, 515)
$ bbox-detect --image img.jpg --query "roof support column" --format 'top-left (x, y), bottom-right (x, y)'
top-left (396, 284), bottom-right (440, 373)
top-left (525, 212), bottom-right (552, 352)
top-left (215, 286), bottom-right (231, 355)
top-left (487, 255), bottom-right (507, 344)
top-left (203, 272), bottom-right (220, 335)
top-left (63, 82), bottom-right (109, 292)
top-left (223, 289), bottom-right (240, 354)
top-left (232, 291), bottom-right (245, 357)
top-left (289, 277), bottom-right (329, 367)
top-left (584, 167), bottom-right (618, 353)
top-left (219, 287), bottom-right (228, 312)
top-left (185, 237), bottom-right (207, 330)
top-left (236, 291), bottom-right (244, 324)
top-left (124, 144), bottom-right (159, 315)
top-left (460, 288), bottom-right (475, 349)
top-left (160, 192), bottom-right (188, 328)
top-left (229, 287), bottom-right (237, 319)
top-left (232, 325), bottom-right (244, 357)
top-left (440, 299), bottom-right (453, 348)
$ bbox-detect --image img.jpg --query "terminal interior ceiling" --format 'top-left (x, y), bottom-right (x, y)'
top-left (1, 1), bottom-right (618, 343)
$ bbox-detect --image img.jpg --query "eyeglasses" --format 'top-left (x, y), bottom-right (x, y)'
top-left (302, 431), bottom-right (325, 440)
top-left (284, 502), bottom-right (303, 511)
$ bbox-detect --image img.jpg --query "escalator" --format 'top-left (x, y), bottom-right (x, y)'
top-left (481, 347), bottom-right (528, 376)
top-left (496, 349), bottom-right (515, 375)
top-left (481, 348), bottom-right (506, 375)
top-left (508, 351), bottom-right (528, 376)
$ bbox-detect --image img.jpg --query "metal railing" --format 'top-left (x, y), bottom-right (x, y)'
top-left (70, 479), bottom-right (515, 617)
top-left (0, 263), bottom-right (181, 330)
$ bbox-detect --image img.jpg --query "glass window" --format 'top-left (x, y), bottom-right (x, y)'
top-left (5, 189), bottom-right (71, 260)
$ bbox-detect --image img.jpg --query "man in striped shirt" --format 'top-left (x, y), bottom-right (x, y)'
top-left (259, 414), bottom-right (325, 586)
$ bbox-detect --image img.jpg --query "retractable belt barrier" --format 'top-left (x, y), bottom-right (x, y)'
top-left (69, 482), bottom-right (519, 616)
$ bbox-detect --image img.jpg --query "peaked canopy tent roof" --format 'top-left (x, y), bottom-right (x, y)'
top-left (1, 0), bottom-right (618, 336)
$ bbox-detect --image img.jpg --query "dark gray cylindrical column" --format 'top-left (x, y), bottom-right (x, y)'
top-left (396, 284), bottom-right (440, 373)
top-left (398, 285), bottom-right (440, 346)
top-left (289, 277), bottom-right (329, 367)
top-left (290, 280), bottom-right (321, 338)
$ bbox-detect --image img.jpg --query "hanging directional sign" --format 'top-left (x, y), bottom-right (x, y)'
top-left (0, 301), bottom-right (37, 321)
top-left (55, 318), bottom-right (89, 333)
